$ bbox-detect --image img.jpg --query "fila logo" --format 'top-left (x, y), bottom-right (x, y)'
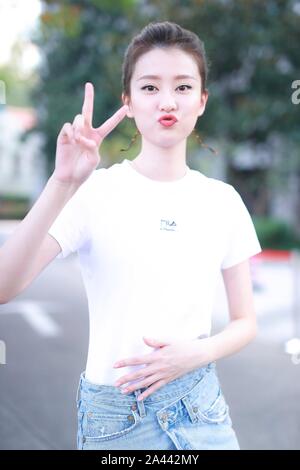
top-left (160, 219), bottom-right (177, 231)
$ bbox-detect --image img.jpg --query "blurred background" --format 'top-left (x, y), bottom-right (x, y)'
top-left (0, 0), bottom-right (300, 450)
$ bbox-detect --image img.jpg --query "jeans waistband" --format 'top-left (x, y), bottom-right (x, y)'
top-left (76, 361), bottom-right (216, 406)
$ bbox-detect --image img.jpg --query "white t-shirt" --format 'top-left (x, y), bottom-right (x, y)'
top-left (48, 159), bottom-right (262, 385)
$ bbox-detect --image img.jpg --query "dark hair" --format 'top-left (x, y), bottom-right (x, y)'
top-left (121, 21), bottom-right (210, 100)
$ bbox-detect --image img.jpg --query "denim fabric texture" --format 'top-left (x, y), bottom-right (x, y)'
top-left (76, 362), bottom-right (240, 450)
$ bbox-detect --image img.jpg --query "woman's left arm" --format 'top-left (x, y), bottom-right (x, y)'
top-left (203, 258), bottom-right (258, 363)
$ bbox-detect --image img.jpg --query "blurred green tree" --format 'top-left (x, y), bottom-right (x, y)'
top-left (145, 0), bottom-right (300, 229)
top-left (29, 0), bottom-right (138, 174)
top-left (28, 0), bottom-right (300, 231)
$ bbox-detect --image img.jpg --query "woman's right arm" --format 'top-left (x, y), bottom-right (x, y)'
top-left (0, 82), bottom-right (128, 304)
top-left (0, 177), bottom-right (80, 303)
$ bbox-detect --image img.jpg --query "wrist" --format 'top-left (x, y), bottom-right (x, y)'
top-left (191, 336), bottom-right (215, 369)
top-left (201, 336), bottom-right (216, 364)
top-left (48, 173), bottom-right (80, 196)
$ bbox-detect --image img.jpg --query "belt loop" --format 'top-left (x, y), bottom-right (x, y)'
top-left (134, 389), bottom-right (146, 418)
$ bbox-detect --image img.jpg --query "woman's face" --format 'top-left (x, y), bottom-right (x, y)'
top-left (122, 47), bottom-right (208, 148)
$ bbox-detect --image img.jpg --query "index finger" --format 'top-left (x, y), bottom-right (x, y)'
top-left (96, 105), bottom-right (128, 139)
top-left (82, 82), bottom-right (94, 126)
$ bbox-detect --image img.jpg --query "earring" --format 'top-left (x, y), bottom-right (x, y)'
top-left (192, 129), bottom-right (218, 155)
top-left (120, 128), bottom-right (140, 152)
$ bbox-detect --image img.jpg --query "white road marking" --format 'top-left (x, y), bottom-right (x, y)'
top-left (0, 300), bottom-right (61, 337)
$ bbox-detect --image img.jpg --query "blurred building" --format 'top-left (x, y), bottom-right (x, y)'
top-left (0, 105), bottom-right (46, 203)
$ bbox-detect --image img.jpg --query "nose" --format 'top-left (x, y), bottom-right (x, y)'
top-left (159, 95), bottom-right (177, 113)
top-left (159, 105), bottom-right (177, 114)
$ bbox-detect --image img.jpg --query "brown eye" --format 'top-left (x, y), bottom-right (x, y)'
top-left (141, 85), bottom-right (192, 92)
top-left (141, 86), bottom-right (156, 92)
top-left (178, 85), bottom-right (192, 91)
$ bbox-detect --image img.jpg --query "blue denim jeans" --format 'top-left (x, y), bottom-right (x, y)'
top-left (76, 362), bottom-right (240, 450)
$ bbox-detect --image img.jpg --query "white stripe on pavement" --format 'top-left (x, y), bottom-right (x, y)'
top-left (0, 300), bottom-right (61, 337)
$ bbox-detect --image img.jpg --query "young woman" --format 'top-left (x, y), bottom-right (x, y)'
top-left (0, 21), bottom-right (261, 450)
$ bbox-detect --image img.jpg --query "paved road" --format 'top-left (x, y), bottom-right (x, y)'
top-left (0, 222), bottom-right (299, 449)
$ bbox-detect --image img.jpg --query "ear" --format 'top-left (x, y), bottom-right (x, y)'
top-left (121, 93), bottom-right (133, 118)
top-left (198, 89), bottom-right (209, 117)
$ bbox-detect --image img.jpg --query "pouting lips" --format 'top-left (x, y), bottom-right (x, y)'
top-left (159, 119), bottom-right (177, 126)
top-left (158, 115), bottom-right (178, 123)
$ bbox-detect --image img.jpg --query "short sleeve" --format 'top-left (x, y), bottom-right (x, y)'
top-left (47, 176), bottom-right (93, 259)
top-left (220, 187), bottom-right (262, 270)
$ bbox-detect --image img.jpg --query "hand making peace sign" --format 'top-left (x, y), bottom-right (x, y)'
top-left (53, 82), bottom-right (128, 186)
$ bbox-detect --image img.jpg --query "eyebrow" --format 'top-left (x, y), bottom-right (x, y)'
top-left (137, 74), bottom-right (197, 81)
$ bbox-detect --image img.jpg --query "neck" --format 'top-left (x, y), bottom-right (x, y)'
top-left (131, 140), bottom-right (188, 182)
